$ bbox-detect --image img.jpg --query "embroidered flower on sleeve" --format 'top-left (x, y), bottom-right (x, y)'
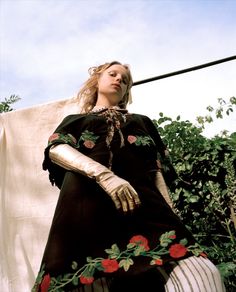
top-left (48, 133), bottom-right (77, 146)
top-left (127, 135), bottom-right (137, 144)
top-left (127, 135), bottom-right (154, 146)
top-left (48, 133), bottom-right (60, 142)
top-left (83, 140), bottom-right (95, 149)
top-left (78, 130), bottom-right (99, 149)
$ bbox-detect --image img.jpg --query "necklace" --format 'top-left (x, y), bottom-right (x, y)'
top-left (91, 105), bottom-right (127, 113)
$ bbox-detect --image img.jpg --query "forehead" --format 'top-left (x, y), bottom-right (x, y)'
top-left (106, 64), bottom-right (129, 76)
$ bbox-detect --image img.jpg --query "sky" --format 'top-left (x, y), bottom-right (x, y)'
top-left (0, 0), bottom-right (236, 137)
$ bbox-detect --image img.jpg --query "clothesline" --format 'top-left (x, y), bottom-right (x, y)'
top-left (132, 55), bottom-right (236, 86)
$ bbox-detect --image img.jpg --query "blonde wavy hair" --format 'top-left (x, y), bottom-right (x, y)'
top-left (77, 61), bottom-right (133, 113)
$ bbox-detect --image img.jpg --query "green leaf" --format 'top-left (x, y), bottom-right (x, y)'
top-left (179, 238), bottom-right (188, 246)
top-left (134, 245), bottom-right (145, 256)
top-left (217, 262), bottom-right (236, 277)
top-left (71, 261), bottom-right (78, 270)
top-left (188, 195), bottom-right (200, 203)
top-left (86, 257), bottom-right (93, 263)
top-left (119, 258), bottom-right (134, 271)
top-left (159, 230), bottom-right (176, 247)
top-left (127, 243), bottom-right (136, 249)
top-left (105, 244), bottom-right (120, 257)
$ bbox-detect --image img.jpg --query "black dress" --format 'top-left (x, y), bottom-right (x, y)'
top-left (34, 108), bottom-right (204, 291)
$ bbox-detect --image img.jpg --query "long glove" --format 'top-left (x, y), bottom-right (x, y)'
top-left (49, 144), bottom-right (141, 213)
top-left (155, 171), bottom-right (173, 208)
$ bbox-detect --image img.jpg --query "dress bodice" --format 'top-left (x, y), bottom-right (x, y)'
top-left (43, 109), bottom-right (167, 187)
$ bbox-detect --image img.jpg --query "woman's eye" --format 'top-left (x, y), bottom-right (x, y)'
top-left (108, 71), bottom-right (128, 84)
top-left (108, 71), bottom-right (116, 77)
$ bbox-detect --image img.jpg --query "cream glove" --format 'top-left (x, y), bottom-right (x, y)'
top-left (155, 171), bottom-right (173, 208)
top-left (49, 144), bottom-right (141, 212)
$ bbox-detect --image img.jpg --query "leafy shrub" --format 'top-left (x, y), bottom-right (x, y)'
top-left (0, 95), bottom-right (20, 113)
top-left (153, 97), bottom-right (236, 290)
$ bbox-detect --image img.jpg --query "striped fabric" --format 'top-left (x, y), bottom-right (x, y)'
top-left (157, 256), bottom-right (226, 292)
top-left (72, 256), bottom-right (225, 292)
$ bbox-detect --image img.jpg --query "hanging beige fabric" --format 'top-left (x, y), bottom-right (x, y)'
top-left (0, 97), bottom-right (81, 292)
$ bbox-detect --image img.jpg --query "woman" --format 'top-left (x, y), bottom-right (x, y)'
top-left (33, 61), bottom-right (225, 292)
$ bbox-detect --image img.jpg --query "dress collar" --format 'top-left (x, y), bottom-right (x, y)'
top-left (91, 105), bottom-right (128, 113)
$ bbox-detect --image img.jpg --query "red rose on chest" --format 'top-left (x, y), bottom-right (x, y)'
top-left (127, 135), bottom-right (137, 144)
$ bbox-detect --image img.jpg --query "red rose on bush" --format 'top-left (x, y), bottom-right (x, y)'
top-left (79, 275), bottom-right (94, 284)
top-left (83, 140), bottom-right (95, 149)
top-left (101, 259), bottom-right (119, 273)
top-left (169, 243), bottom-right (187, 258)
top-left (127, 135), bottom-right (137, 144)
top-left (129, 235), bottom-right (150, 251)
top-left (40, 274), bottom-right (51, 292)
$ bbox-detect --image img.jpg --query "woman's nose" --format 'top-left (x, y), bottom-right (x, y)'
top-left (115, 74), bottom-right (122, 82)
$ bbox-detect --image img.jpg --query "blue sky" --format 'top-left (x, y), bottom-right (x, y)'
top-left (1, 0), bottom-right (236, 136)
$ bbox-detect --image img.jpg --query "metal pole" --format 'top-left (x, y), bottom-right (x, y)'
top-left (132, 55), bottom-right (236, 86)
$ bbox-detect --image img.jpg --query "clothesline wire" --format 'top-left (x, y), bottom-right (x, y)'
top-left (132, 55), bottom-right (236, 86)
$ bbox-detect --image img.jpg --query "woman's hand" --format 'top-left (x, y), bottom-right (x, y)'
top-left (97, 172), bottom-right (141, 213)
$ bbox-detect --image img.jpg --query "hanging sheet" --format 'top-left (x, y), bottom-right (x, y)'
top-left (0, 97), bottom-right (81, 292)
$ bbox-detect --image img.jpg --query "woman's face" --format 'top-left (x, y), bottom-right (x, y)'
top-left (97, 64), bottom-right (129, 106)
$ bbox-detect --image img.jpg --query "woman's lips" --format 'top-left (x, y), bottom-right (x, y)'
top-left (111, 83), bottom-right (121, 89)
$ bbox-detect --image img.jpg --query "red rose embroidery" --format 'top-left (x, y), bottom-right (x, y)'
top-left (40, 274), bottom-right (51, 292)
top-left (169, 234), bottom-right (176, 239)
top-left (48, 133), bottom-right (59, 142)
top-left (101, 259), bottom-right (119, 273)
top-left (154, 258), bottom-right (163, 265)
top-left (83, 140), bottom-right (95, 149)
top-left (129, 235), bottom-right (150, 251)
top-left (169, 243), bottom-right (187, 258)
top-left (127, 135), bottom-right (137, 144)
top-left (79, 275), bottom-right (94, 284)
top-left (200, 252), bottom-right (208, 258)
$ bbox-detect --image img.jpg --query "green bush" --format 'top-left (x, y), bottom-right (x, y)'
top-left (0, 95), bottom-right (20, 113)
top-left (154, 97), bottom-right (236, 291)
